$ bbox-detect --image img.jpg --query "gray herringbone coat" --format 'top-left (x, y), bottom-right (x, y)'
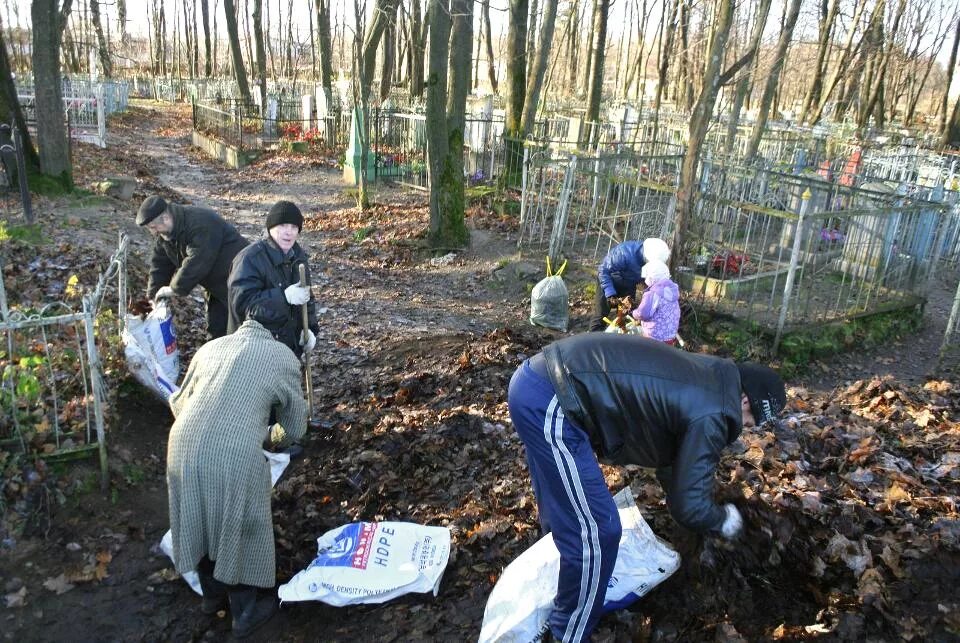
top-left (166, 320), bottom-right (306, 587)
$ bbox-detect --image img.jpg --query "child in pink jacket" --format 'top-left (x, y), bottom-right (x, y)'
top-left (632, 260), bottom-right (680, 344)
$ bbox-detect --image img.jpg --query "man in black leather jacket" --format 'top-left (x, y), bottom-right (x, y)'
top-left (137, 195), bottom-right (249, 339)
top-left (507, 333), bottom-right (786, 642)
top-left (226, 200), bottom-right (319, 358)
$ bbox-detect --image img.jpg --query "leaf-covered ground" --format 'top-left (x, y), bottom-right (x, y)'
top-left (1, 102), bottom-right (958, 642)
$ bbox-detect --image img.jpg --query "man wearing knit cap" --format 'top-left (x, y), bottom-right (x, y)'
top-left (136, 195), bottom-right (249, 339)
top-left (507, 333), bottom-right (786, 642)
top-left (227, 200), bottom-right (319, 358)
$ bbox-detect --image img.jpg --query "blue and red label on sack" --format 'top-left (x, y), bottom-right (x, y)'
top-left (159, 316), bottom-right (177, 355)
top-left (312, 522), bottom-right (396, 569)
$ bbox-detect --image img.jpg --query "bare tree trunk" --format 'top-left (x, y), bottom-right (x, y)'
top-left (945, 95), bottom-right (960, 148)
top-left (360, 0), bottom-right (400, 103)
top-left (180, 0), bottom-right (192, 77)
top-left (0, 19), bottom-right (39, 171)
top-left (483, 0), bottom-right (497, 93)
top-left (722, 0), bottom-right (772, 156)
top-left (315, 0), bottom-right (334, 90)
top-left (677, 0), bottom-right (691, 109)
top-left (116, 0), bottom-right (127, 44)
top-left (31, 0), bottom-right (74, 185)
top-left (87, 0), bottom-right (110, 75)
top-left (505, 0), bottom-right (528, 169)
top-left (744, 0), bottom-right (802, 161)
top-left (580, 0), bottom-right (594, 97)
top-left (162, 0), bottom-right (169, 75)
top-left (426, 0), bottom-right (471, 248)
top-left (672, 0), bottom-right (759, 269)
top-left (408, 0), bottom-right (426, 97)
top-left (222, 0), bottom-right (252, 102)
top-left (808, 0), bottom-right (869, 125)
top-left (266, 0), bottom-right (277, 79)
top-left (653, 0), bottom-right (678, 115)
top-left (940, 13), bottom-right (960, 144)
top-left (520, 0), bottom-right (557, 135)
top-left (585, 0), bottom-right (609, 123)
top-left (243, 0), bottom-right (254, 80)
top-left (799, 0), bottom-right (839, 123)
top-left (192, 0), bottom-right (200, 76)
top-left (380, 10), bottom-right (396, 101)
top-left (200, 0), bottom-right (212, 76)
top-left (861, 0), bottom-right (906, 131)
top-left (286, 0), bottom-right (296, 78)
top-left (426, 0), bottom-right (450, 187)
top-left (527, 0), bottom-right (538, 79)
top-left (252, 0), bottom-right (266, 108)
top-left (566, 0), bottom-right (577, 92)
top-left (62, 22), bottom-right (80, 72)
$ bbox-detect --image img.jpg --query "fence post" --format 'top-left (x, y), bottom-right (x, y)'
top-left (938, 275), bottom-right (960, 372)
top-left (773, 188), bottom-right (811, 353)
top-left (96, 84), bottom-right (106, 148)
top-left (237, 103), bottom-right (243, 150)
top-left (518, 144), bottom-right (530, 247)
top-left (82, 295), bottom-right (109, 492)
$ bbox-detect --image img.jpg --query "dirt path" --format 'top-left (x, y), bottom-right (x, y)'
top-left (796, 270), bottom-right (957, 394)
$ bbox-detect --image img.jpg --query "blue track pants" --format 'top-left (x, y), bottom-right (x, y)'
top-left (508, 359), bottom-right (621, 642)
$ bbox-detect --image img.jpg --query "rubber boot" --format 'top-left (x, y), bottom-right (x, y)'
top-left (196, 569), bottom-right (228, 615)
top-left (228, 586), bottom-right (277, 639)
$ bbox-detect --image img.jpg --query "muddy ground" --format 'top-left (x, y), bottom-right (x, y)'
top-left (1, 102), bottom-right (959, 642)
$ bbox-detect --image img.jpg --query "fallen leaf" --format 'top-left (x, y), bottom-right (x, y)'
top-left (42, 574), bottom-right (75, 595)
top-left (4, 586), bottom-right (27, 608)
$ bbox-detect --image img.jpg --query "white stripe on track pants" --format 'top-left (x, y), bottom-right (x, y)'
top-left (508, 360), bottom-right (622, 642)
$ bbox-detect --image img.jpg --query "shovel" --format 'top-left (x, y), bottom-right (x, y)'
top-left (298, 264), bottom-right (316, 424)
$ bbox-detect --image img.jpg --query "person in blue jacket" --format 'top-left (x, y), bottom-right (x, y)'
top-left (591, 238), bottom-right (671, 331)
top-left (507, 333), bottom-right (786, 642)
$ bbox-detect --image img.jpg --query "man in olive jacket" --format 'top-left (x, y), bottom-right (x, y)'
top-left (136, 195), bottom-right (249, 339)
top-left (507, 333), bottom-right (786, 642)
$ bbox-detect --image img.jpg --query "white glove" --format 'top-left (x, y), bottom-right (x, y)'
top-left (300, 329), bottom-right (316, 353)
top-left (153, 286), bottom-right (175, 301)
top-left (720, 503), bottom-right (743, 540)
top-left (284, 283), bottom-right (310, 305)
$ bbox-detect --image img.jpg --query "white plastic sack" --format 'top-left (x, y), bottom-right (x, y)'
top-left (478, 487), bottom-right (680, 643)
top-left (278, 521), bottom-right (451, 606)
top-left (530, 275), bottom-right (568, 332)
top-left (159, 450), bottom-right (291, 596)
top-left (122, 300), bottom-right (179, 400)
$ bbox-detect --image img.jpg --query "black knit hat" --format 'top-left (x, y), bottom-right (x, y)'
top-left (136, 195), bottom-right (167, 225)
top-left (266, 200), bottom-right (303, 232)
top-left (737, 362), bottom-right (786, 426)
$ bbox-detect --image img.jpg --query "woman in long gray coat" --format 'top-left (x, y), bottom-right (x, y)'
top-left (166, 319), bottom-right (306, 637)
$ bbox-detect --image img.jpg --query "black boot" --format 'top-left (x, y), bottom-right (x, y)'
top-left (196, 569), bottom-right (228, 615)
top-left (228, 585), bottom-right (277, 638)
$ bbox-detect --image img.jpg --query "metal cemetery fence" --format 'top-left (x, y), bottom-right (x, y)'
top-left (16, 79), bottom-right (131, 148)
top-left (0, 234), bottom-right (129, 490)
top-left (519, 150), bottom-right (953, 341)
top-left (518, 149), bottom-right (683, 263)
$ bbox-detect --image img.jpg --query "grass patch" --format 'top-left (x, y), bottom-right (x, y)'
top-left (0, 222), bottom-right (44, 245)
top-left (353, 225), bottom-right (375, 242)
top-left (465, 185), bottom-right (498, 207)
top-left (27, 168), bottom-right (73, 196)
top-left (684, 304), bottom-right (923, 378)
